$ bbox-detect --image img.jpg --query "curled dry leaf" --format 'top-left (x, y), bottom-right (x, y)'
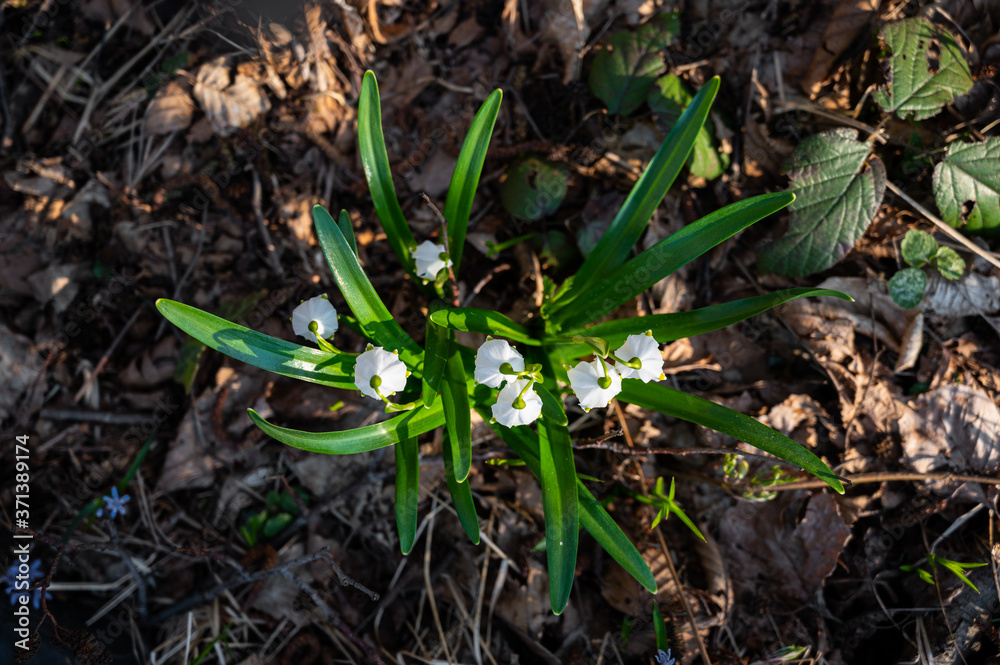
top-left (899, 384), bottom-right (1000, 475)
top-left (144, 80), bottom-right (195, 135)
top-left (193, 57), bottom-right (271, 135)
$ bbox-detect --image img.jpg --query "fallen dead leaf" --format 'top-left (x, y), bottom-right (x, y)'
top-left (0, 323), bottom-right (46, 421)
top-left (899, 384), bottom-right (1000, 475)
top-left (27, 263), bottom-right (89, 314)
top-left (193, 57), bottom-right (271, 135)
top-left (144, 80), bottom-right (195, 135)
top-left (802, 0), bottom-right (878, 97)
top-left (923, 272), bottom-right (1000, 318)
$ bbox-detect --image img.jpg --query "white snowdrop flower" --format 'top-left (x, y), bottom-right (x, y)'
top-left (491, 379), bottom-right (542, 427)
top-left (475, 338), bottom-right (525, 388)
top-left (614, 331), bottom-right (665, 383)
top-left (354, 345), bottom-right (409, 400)
top-left (292, 295), bottom-right (339, 343)
top-left (567, 359), bottom-right (622, 411)
top-left (413, 240), bottom-right (452, 281)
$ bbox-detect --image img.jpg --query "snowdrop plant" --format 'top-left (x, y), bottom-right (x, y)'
top-left (157, 70), bottom-right (851, 614)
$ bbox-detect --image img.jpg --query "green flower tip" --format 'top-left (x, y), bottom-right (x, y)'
top-left (597, 376), bottom-right (613, 390)
top-left (370, 375), bottom-right (382, 390)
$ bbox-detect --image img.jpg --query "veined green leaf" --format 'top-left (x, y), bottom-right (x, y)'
top-left (619, 382), bottom-right (844, 493)
top-left (537, 410), bottom-right (578, 614)
top-left (247, 404), bottom-right (444, 455)
top-left (932, 137), bottom-right (1000, 234)
top-left (442, 349), bottom-right (473, 482)
top-left (358, 71), bottom-right (417, 274)
top-left (313, 205), bottom-right (421, 362)
top-left (421, 301), bottom-right (452, 407)
top-left (555, 192), bottom-right (794, 330)
top-left (444, 89), bottom-right (502, 271)
top-left (443, 431), bottom-right (481, 544)
top-left (157, 299), bottom-right (357, 390)
top-left (481, 410), bottom-right (656, 593)
top-left (550, 288), bottom-right (851, 358)
top-left (430, 307), bottom-right (540, 346)
top-left (395, 437), bottom-right (419, 555)
top-left (337, 209), bottom-right (358, 256)
top-left (552, 77), bottom-right (720, 323)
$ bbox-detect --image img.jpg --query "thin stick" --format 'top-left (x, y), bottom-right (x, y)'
top-left (884, 179), bottom-right (1000, 271)
top-left (39, 408), bottom-right (151, 426)
top-left (252, 170), bottom-right (283, 277)
top-left (654, 528), bottom-right (713, 665)
top-left (74, 307), bottom-right (143, 403)
top-left (423, 503), bottom-right (454, 663)
top-left (765, 471), bottom-right (1000, 492)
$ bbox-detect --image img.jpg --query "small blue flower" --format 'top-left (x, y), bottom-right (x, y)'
top-left (3, 559), bottom-right (52, 609)
top-left (655, 649), bottom-right (675, 665)
top-left (96, 486), bottom-right (130, 519)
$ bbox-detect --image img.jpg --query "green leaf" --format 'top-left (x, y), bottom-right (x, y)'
top-left (648, 74), bottom-right (728, 180)
top-left (556, 192), bottom-right (794, 330)
top-left (932, 137), bottom-right (1000, 234)
top-left (537, 413), bottom-right (578, 614)
top-left (587, 12), bottom-right (680, 116)
top-left (482, 412), bottom-right (657, 593)
top-left (933, 246), bottom-right (965, 280)
top-left (652, 603), bottom-right (669, 653)
top-left (157, 299), bottom-right (358, 389)
top-left (358, 71), bottom-right (417, 274)
top-left (313, 205), bottom-right (422, 361)
top-left (619, 382), bottom-right (844, 493)
top-left (337, 209), bottom-right (358, 256)
top-left (444, 89), bottom-right (503, 271)
top-left (889, 267), bottom-right (927, 309)
top-left (552, 288), bottom-right (852, 357)
top-left (395, 437), bottom-right (420, 555)
top-left (430, 307), bottom-right (540, 345)
top-left (421, 301), bottom-right (452, 407)
top-left (874, 18), bottom-right (974, 121)
top-left (247, 404), bottom-right (444, 454)
top-left (536, 384), bottom-right (569, 426)
top-left (552, 77), bottom-right (720, 320)
top-left (757, 129), bottom-right (886, 277)
top-left (901, 229), bottom-right (937, 267)
top-left (441, 350), bottom-right (472, 482)
top-left (499, 156), bottom-right (569, 221)
top-left (263, 513), bottom-right (293, 539)
top-left (443, 431), bottom-right (481, 544)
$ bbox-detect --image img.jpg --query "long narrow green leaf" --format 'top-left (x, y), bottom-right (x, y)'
top-left (554, 192), bottom-right (795, 330)
top-left (313, 205), bottom-right (421, 362)
top-left (247, 404), bottom-right (444, 455)
top-left (444, 89), bottom-right (503, 272)
top-left (421, 301), bottom-right (452, 407)
top-left (548, 288), bottom-right (851, 359)
top-left (619, 381), bottom-right (844, 493)
top-left (553, 76), bottom-right (720, 315)
top-left (430, 308), bottom-right (540, 346)
top-left (443, 431), bottom-right (481, 544)
top-left (536, 384), bottom-right (569, 426)
top-left (395, 437), bottom-right (420, 555)
top-left (358, 70), bottom-right (417, 275)
top-left (442, 349), bottom-right (472, 482)
top-left (337, 209), bottom-right (358, 256)
top-left (157, 299), bottom-right (357, 389)
top-left (537, 412), bottom-right (579, 614)
top-left (480, 410), bottom-right (656, 593)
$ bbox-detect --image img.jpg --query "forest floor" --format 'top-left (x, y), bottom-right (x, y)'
top-left (1, 1), bottom-right (999, 664)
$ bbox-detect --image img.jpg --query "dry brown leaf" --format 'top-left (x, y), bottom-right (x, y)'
top-left (802, 0), bottom-right (878, 97)
top-left (759, 393), bottom-right (833, 450)
top-left (27, 263), bottom-right (88, 313)
top-left (923, 272), bottom-right (1000, 318)
top-left (193, 57), bottom-right (271, 135)
top-left (0, 323), bottom-right (46, 421)
top-left (719, 493), bottom-right (850, 606)
top-left (144, 80), bottom-right (195, 135)
top-left (155, 389), bottom-right (232, 493)
top-left (60, 178), bottom-right (110, 240)
top-left (899, 384), bottom-right (1000, 475)
top-left (120, 336), bottom-right (178, 389)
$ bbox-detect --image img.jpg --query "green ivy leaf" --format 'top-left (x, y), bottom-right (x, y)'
top-left (757, 128), bottom-right (885, 277)
top-left (933, 246), bottom-right (965, 280)
top-left (932, 137), bottom-right (1000, 235)
top-left (499, 156), bottom-right (569, 221)
top-left (588, 13), bottom-right (680, 116)
top-left (889, 267), bottom-right (927, 309)
top-left (647, 74), bottom-right (729, 180)
top-left (873, 17), bottom-right (974, 121)
top-left (900, 229), bottom-right (937, 267)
